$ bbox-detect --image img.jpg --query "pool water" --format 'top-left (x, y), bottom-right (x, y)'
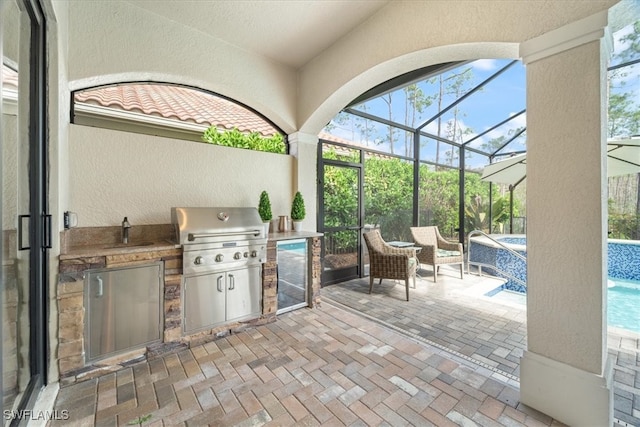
top-left (608, 278), bottom-right (640, 333)
top-left (489, 278), bottom-right (640, 334)
top-left (472, 235), bottom-right (640, 332)
top-left (496, 237), bottom-right (526, 245)
top-left (278, 241), bottom-right (306, 252)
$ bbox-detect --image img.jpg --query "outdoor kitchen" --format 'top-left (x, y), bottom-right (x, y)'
top-left (56, 207), bottom-right (321, 385)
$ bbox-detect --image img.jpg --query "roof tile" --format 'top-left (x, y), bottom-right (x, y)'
top-left (74, 83), bottom-right (278, 136)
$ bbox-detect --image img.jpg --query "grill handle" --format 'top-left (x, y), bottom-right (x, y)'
top-left (188, 230), bottom-right (262, 241)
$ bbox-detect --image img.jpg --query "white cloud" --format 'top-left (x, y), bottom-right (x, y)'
top-left (613, 24), bottom-right (634, 53)
top-left (509, 111), bottom-right (527, 128)
top-left (472, 59), bottom-right (498, 71)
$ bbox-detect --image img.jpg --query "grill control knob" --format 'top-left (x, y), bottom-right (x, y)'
top-left (194, 256), bottom-right (204, 265)
top-left (243, 252), bottom-right (249, 258)
top-left (233, 252), bottom-right (242, 260)
top-left (250, 250), bottom-right (257, 258)
top-left (215, 254), bottom-right (224, 262)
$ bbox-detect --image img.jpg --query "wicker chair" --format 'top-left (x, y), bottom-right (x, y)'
top-left (410, 226), bottom-right (464, 283)
top-left (363, 229), bottom-right (417, 301)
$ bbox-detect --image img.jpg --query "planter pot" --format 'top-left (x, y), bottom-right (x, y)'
top-left (292, 221), bottom-right (303, 231)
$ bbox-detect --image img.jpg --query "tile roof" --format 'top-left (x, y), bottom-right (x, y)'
top-left (74, 83), bottom-right (279, 136)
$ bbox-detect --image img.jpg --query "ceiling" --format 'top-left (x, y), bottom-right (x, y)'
top-left (125, 0), bottom-right (391, 69)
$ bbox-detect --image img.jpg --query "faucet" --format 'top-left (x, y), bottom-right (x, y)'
top-left (122, 217), bottom-right (131, 244)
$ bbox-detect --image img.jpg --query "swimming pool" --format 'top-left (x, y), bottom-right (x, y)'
top-left (469, 235), bottom-right (640, 333)
top-left (468, 234), bottom-right (527, 292)
top-left (608, 278), bottom-right (640, 332)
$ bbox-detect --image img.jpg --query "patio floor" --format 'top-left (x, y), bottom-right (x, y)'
top-left (321, 265), bottom-right (640, 427)
top-left (47, 266), bottom-right (639, 426)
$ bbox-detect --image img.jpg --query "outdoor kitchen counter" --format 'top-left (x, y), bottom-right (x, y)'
top-left (55, 225), bottom-right (322, 384)
top-left (59, 239), bottom-right (180, 260)
top-left (57, 226), bottom-right (183, 383)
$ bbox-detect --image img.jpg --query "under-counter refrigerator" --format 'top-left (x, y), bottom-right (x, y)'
top-left (276, 239), bottom-right (308, 313)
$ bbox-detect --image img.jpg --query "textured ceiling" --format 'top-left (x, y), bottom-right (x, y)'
top-left (124, 0), bottom-right (390, 69)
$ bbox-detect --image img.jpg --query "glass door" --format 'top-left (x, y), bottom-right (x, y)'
top-left (276, 239), bottom-right (308, 313)
top-left (2, 0), bottom-right (49, 417)
top-left (319, 160), bottom-right (363, 285)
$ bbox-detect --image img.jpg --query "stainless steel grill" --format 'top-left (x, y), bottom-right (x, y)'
top-left (171, 207), bottom-right (267, 333)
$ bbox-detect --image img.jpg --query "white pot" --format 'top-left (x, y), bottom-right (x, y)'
top-left (292, 220), bottom-right (303, 231)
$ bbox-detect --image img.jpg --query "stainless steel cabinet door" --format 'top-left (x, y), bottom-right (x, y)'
top-left (183, 272), bottom-right (226, 333)
top-left (226, 266), bottom-right (262, 322)
top-left (85, 263), bottom-right (162, 362)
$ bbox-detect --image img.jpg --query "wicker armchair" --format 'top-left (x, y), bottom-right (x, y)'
top-left (410, 226), bottom-right (464, 283)
top-left (363, 229), bottom-right (417, 301)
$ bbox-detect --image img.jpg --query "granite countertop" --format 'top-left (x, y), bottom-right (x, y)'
top-left (59, 228), bottom-right (322, 260)
top-left (267, 231), bottom-right (323, 241)
top-left (60, 239), bottom-right (181, 260)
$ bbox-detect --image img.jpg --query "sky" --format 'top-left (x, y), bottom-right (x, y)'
top-left (324, 21), bottom-right (639, 170)
top-left (327, 58), bottom-right (527, 168)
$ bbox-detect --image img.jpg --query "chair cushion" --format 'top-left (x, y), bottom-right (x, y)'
top-left (436, 249), bottom-right (461, 258)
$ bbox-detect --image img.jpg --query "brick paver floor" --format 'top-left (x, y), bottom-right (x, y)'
top-left (49, 266), bottom-right (639, 426)
top-left (321, 265), bottom-right (640, 427)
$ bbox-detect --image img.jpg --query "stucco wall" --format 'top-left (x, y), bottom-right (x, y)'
top-left (68, 125), bottom-right (294, 227)
top-left (65, 0), bottom-right (298, 134)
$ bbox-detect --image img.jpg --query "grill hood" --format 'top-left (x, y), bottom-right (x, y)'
top-left (171, 207), bottom-right (266, 246)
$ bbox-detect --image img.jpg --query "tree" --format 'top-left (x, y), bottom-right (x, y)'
top-left (381, 93), bottom-right (397, 155)
top-left (364, 156), bottom-right (413, 241)
top-left (433, 67), bottom-right (474, 165)
top-left (607, 20), bottom-right (640, 239)
top-left (608, 92), bottom-right (640, 137)
top-left (403, 84), bottom-right (434, 156)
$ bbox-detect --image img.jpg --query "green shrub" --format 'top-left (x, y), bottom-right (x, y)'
top-left (202, 126), bottom-right (285, 154)
top-left (291, 191), bottom-right (306, 220)
top-left (258, 191), bottom-right (272, 222)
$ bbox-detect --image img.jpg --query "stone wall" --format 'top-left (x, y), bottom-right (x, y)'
top-left (2, 257), bottom-right (18, 412)
top-left (262, 240), bottom-right (278, 318)
top-left (310, 236), bottom-right (322, 307)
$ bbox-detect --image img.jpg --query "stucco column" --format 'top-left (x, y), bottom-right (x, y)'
top-left (519, 11), bottom-right (613, 426)
top-left (288, 132), bottom-right (318, 232)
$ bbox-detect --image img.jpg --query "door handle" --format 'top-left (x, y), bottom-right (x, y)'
top-left (96, 276), bottom-right (103, 297)
top-left (17, 214), bottom-right (52, 250)
top-left (228, 274), bottom-right (235, 291)
top-left (18, 214), bottom-right (30, 250)
top-left (217, 275), bottom-right (224, 292)
top-left (43, 214), bottom-right (52, 249)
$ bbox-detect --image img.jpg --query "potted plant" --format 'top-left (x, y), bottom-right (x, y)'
top-left (290, 191), bottom-right (306, 231)
top-left (258, 190), bottom-right (273, 235)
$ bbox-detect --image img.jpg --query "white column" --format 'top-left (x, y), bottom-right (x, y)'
top-left (288, 132), bottom-right (319, 232)
top-left (519, 11), bottom-right (613, 426)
